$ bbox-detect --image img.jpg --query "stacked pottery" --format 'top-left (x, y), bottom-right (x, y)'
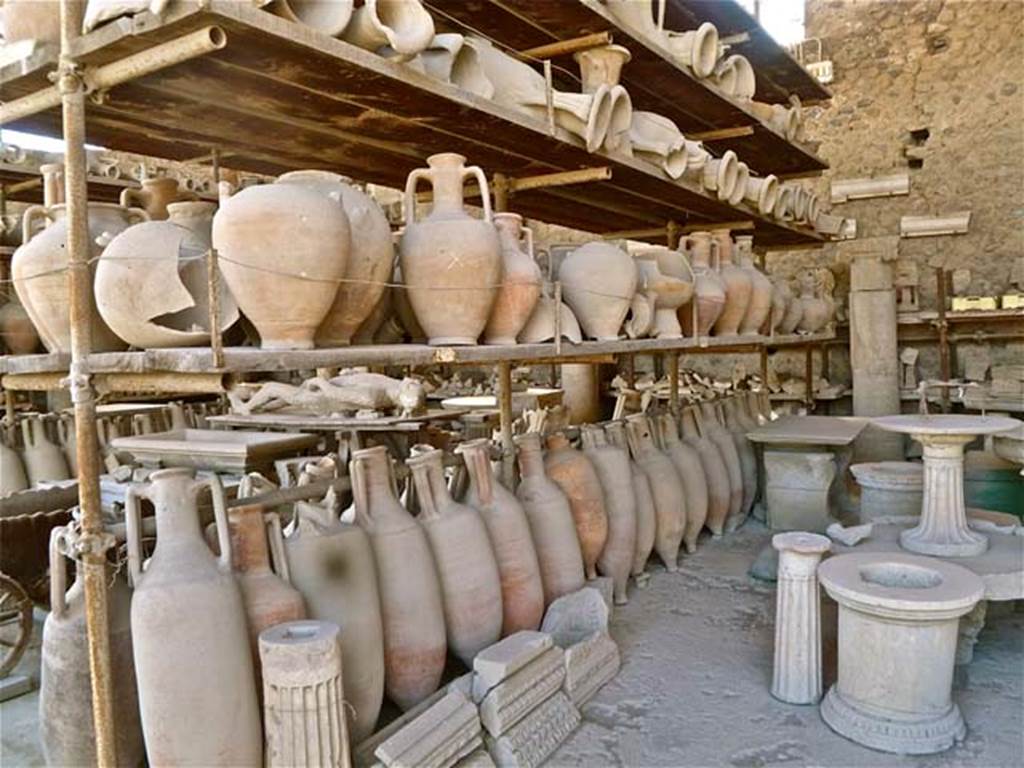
top-left (580, 425), bottom-right (637, 605)
top-left (408, 446), bottom-right (503, 666)
top-left (573, 43), bottom-right (634, 154)
top-left (513, 433), bottom-right (585, 605)
top-left (213, 176), bottom-right (351, 349)
top-left (680, 406), bottom-right (731, 537)
top-left (543, 432), bottom-right (610, 581)
top-left (797, 270), bottom-right (830, 333)
top-left (1, 437), bottom-right (28, 495)
top-left (711, 229), bottom-right (752, 337)
top-left (457, 439), bottom-right (545, 634)
top-left (736, 235), bottom-right (773, 335)
top-left (720, 399), bottom-right (758, 530)
top-left (698, 402), bottom-right (744, 527)
top-left (635, 248), bottom-right (693, 338)
top-left (778, 277), bottom-right (804, 334)
top-left (701, 150), bottom-right (740, 201)
top-left (20, 417), bottom-right (69, 486)
top-left (625, 414), bottom-right (686, 572)
top-left (605, 421), bottom-right (656, 582)
top-left (678, 231), bottom-right (726, 336)
top-left (120, 177), bottom-right (196, 220)
top-left (655, 412), bottom-right (708, 554)
top-left (483, 213), bottom-right (542, 345)
top-left (398, 153), bottom-right (501, 345)
top-left (351, 446), bottom-right (446, 710)
top-left (559, 241), bottom-right (637, 340)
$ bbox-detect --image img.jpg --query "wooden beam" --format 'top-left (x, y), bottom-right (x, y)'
top-left (688, 126), bottom-right (756, 141)
top-left (519, 32), bottom-right (613, 60)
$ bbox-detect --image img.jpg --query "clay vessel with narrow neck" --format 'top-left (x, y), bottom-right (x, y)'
top-left (606, 421), bottom-right (656, 579)
top-left (679, 231), bottom-right (726, 336)
top-left (680, 406), bottom-right (731, 536)
top-left (736, 235), bottom-right (773, 335)
top-left (711, 229), bottom-right (752, 336)
top-left (484, 212), bottom-right (542, 345)
top-left (655, 412), bottom-right (708, 553)
top-left (625, 414), bottom-right (686, 571)
top-left (698, 402), bottom-right (743, 525)
top-left (721, 399), bottom-right (758, 530)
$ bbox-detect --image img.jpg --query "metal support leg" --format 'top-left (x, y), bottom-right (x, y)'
top-left (498, 361), bottom-right (515, 488)
top-left (668, 351), bottom-right (680, 414)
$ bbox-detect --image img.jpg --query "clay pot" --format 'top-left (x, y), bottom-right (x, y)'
top-left (605, 421), bottom-right (656, 579)
top-left (12, 202), bottom-right (143, 353)
top-left (283, 498), bottom-right (385, 741)
top-left (351, 446), bottom-right (446, 710)
top-left (458, 439), bottom-right (545, 635)
top-left (702, 150), bottom-right (740, 201)
top-left (744, 174), bottom-right (780, 216)
top-left (342, 0), bottom-right (435, 59)
top-left (0, 0), bottom-right (60, 43)
top-left (573, 44), bottom-right (634, 153)
top-left (40, 527), bottom-right (144, 767)
top-left (697, 402), bottom-right (743, 527)
top-left (797, 271), bottom-right (829, 333)
top-left (0, 299), bottom-right (40, 354)
top-left (635, 248), bottom-right (693, 339)
top-left (721, 399), bottom-right (758, 531)
top-left (518, 290), bottom-right (583, 343)
top-left (513, 433), bottom-right (585, 605)
top-left (399, 153), bottom-right (501, 345)
top-left (559, 241), bottom-right (638, 340)
top-left (728, 161), bottom-right (751, 207)
top-left (120, 177), bottom-right (197, 220)
top-left (20, 417), bottom-right (69, 486)
top-left (679, 231), bottom-right (726, 336)
top-left (544, 433), bottom-right (610, 581)
top-left (655, 412), bottom-right (708, 554)
top-left (629, 111), bottom-right (689, 179)
top-left (0, 437), bottom-right (28, 495)
top-left (408, 446), bottom-right (503, 666)
top-left (778, 278), bottom-right (804, 334)
top-left (770, 277), bottom-right (790, 332)
top-left (680, 406), bottom-right (731, 537)
top-left (125, 469), bottom-right (262, 766)
top-left (605, 0), bottom-right (661, 43)
top-left (484, 212), bottom-right (542, 345)
top-left (270, 171), bottom-right (394, 348)
top-left (736, 235), bottom-right (773, 335)
top-left (414, 33), bottom-right (495, 98)
top-left (269, 0), bottom-right (354, 36)
top-left (711, 229), bottom-right (753, 337)
top-left (665, 22), bottom-right (719, 78)
top-left (215, 177), bottom-right (350, 349)
top-left (625, 414), bottom-right (686, 572)
top-left (580, 425), bottom-right (637, 605)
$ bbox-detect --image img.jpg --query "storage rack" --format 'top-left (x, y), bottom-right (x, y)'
top-left (0, 1), bottom-right (832, 761)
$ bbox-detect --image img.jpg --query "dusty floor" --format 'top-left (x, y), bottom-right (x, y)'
top-left (2, 521), bottom-right (1021, 767)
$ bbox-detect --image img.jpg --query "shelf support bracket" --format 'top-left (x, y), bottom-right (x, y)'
top-left (498, 361), bottom-right (515, 489)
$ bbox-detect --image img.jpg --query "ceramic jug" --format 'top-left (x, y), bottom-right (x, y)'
top-left (21, 416), bottom-right (69, 486)
top-left (543, 433), bottom-right (610, 581)
top-left (483, 213), bottom-right (542, 345)
top-left (635, 248), bottom-right (693, 338)
top-left (408, 447), bottom-right (503, 665)
top-left (40, 526), bottom-right (145, 767)
top-left (213, 178), bottom-right (351, 349)
top-left (458, 438), bottom-right (545, 635)
top-left (736, 235), bottom-right (773, 335)
top-left (284, 496), bottom-right (385, 741)
top-left (605, 421), bottom-right (656, 580)
top-left (559, 241), bottom-right (638, 340)
top-left (655, 413), bottom-right (708, 554)
top-left (0, 299), bottom-right (40, 354)
top-left (625, 414), bottom-right (686, 571)
top-left (710, 229), bottom-right (752, 336)
top-left (797, 271), bottom-right (830, 333)
top-left (778, 277), bottom-right (804, 334)
top-left (1, 0), bottom-right (61, 42)
top-left (342, 0), bottom-right (435, 59)
top-left (120, 177), bottom-right (197, 220)
top-left (679, 231), bottom-right (726, 336)
top-left (697, 403), bottom-right (743, 525)
top-left (720, 399), bottom-right (758, 530)
top-left (399, 153), bottom-right (501, 345)
top-left (680, 405), bottom-right (731, 536)
top-left (0, 437), bottom-right (28, 495)
top-left (351, 446), bottom-right (446, 710)
top-left (513, 433), bottom-right (585, 605)
top-left (125, 469), bottom-right (262, 766)
top-left (581, 425), bottom-right (637, 604)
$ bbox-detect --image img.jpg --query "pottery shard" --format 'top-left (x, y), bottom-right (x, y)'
top-left (826, 522), bottom-right (873, 547)
top-left (485, 692), bottom-right (580, 768)
top-left (478, 647), bottom-right (566, 737)
top-left (540, 586), bottom-right (609, 649)
top-left (472, 631), bottom-right (552, 700)
top-left (375, 689), bottom-right (482, 768)
top-left (563, 631), bottom-right (620, 707)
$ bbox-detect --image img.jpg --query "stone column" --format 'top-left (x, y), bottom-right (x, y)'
top-left (260, 620), bottom-right (351, 768)
top-left (770, 532), bottom-right (832, 704)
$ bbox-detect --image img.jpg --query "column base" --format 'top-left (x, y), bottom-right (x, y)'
top-left (900, 526), bottom-right (989, 557)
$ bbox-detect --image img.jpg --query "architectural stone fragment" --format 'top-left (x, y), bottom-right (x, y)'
top-left (563, 631), bottom-right (620, 706)
top-left (485, 692), bottom-right (581, 768)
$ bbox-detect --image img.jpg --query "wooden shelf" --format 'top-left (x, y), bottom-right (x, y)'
top-left (428, 0), bottom-right (827, 178)
top-left (832, 308), bottom-right (1024, 345)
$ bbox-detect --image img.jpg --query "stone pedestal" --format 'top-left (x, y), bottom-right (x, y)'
top-left (770, 532), bottom-right (831, 704)
top-left (818, 552), bottom-right (984, 755)
top-left (764, 451), bottom-right (836, 532)
top-left (850, 461), bottom-right (924, 521)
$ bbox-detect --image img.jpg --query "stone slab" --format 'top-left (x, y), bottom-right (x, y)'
top-left (585, 576), bottom-right (614, 615)
top-left (563, 631), bottom-right (620, 707)
top-left (0, 675), bottom-right (33, 703)
top-left (478, 647), bottom-right (565, 737)
top-left (747, 416), bottom-right (868, 447)
top-left (472, 632), bottom-right (553, 701)
top-left (540, 587), bottom-right (610, 649)
top-left (485, 692), bottom-right (580, 768)
top-left (375, 690), bottom-right (482, 768)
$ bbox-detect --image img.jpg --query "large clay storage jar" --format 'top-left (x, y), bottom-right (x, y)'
top-left (457, 438), bottom-right (545, 635)
top-left (399, 153), bottom-right (501, 345)
top-left (655, 412), bottom-right (708, 554)
top-left (125, 469), bottom-right (262, 766)
top-left (711, 229), bottom-right (753, 336)
top-left (20, 416), bottom-right (69, 486)
top-left (698, 402), bottom-right (744, 525)
top-left (513, 432), bottom-right (585, 605)
top-left (0, 299), bottom-right (40, 354)
top-left (12, 202), bottom-right (143, 353)
top-left (273, 171), bottom-right (394, 348)
top-left (736, 235), bottom-right (773, 335)
top-left (778, 277), bottom-right (804, 334)
top-left (283, 498), bottom-right (385, 741)
top-left (120, 176), bottom-right (196, 220)
top-left (213, 177), bottom-right (351, 349)
top-left (0, 0), bottom-right (60, 43)
top-left (680, 406), bottom-right (731, 537)
top-left (1, 436), bottom-right (28, 495)
top-left (483, 212), bottom-right (542, 345)
top-left (797, 270), bottom-right (829, 333)
top-left (721, 399), bottom-right (758, 530)
top-left (408, 447), bottom-right (503, 665)
top-left (559, 241), bottom-right (638, 340)
top-left (625, 414), bottom-right (686, 571)
top-left (351, 446), bottom-right (446, 710)
top-left (544, 432), bottom-right (609, 581)
top-left (679, 231), bottom-right (726, 336)
top-left (605, 421), bottom-right (656, 579)
top-left (40, 526), bottom-right (145, 767)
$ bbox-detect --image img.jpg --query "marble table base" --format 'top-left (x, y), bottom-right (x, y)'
top-left (764, 451), bottom-right (836, 532)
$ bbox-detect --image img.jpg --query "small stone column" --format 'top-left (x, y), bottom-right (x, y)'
top-left (770, 532), bottom-right (832, 704)
top-left (260, 620), bottom-right (351, 768)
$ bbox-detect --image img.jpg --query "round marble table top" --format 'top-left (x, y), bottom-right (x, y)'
top-left (872, 414), bottom-right (1020, 437)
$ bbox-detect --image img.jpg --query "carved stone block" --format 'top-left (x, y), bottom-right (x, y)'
top-left (375, 690), bottom-right (482, 768)
top-left (563, 631), bottom-right (620, 706)
top-left (485, 692), bottom-right (580, 768)
top-left (472, 631), bottom-right (552, 700)
top-left (478, 648), bottom-right (565, 737)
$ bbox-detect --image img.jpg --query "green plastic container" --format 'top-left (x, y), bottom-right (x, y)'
top-left (964, 451), bottom-right (1024, 518)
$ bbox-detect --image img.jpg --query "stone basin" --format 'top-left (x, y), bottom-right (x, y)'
top-left (872, 414), bottom-right (1019, 437)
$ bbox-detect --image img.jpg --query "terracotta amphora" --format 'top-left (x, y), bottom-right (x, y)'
top-left (679, 231), bottom-right (726, 336)
top-left (55, 416), bottom-right (77, 476)
top-left (711, 229), bottom-right (753, 336)
top-left (778, 277), bottom-right (804, 334)
top-left (635, 248), bottom-right (693, 338)
top-left (399, 153), bottom-right (501, 345)
top-left (284, 497), bottom-right (385, 741)
top-left (697, 402), bottom-right (744, 526)
top-left (457, 438), bottom-right (545, 635)
top-left (351, 446), bottom-right (446, 709)
top-left (721, 398), bottom-right (758, 530)
top-left (680, 406), bottom-right (731, 536)
top-left (581, 425), bottom-right (637, 604)
top-left (0, 0), bottom-right (61, 43)
top-left (796, 270), bottom-right (830, 333)
top-left (559, 241), bottom-right (638, 341)
top-left (125, 469), bottom-right (262, 766)
top-left (40, 526), bottom-right (144, 767)
top-left (655, 413), bottom-right (708, 554)
top-left (120, 177), bottom-right (197, 220)
top-left (0, 299), bottom-right (40, 354)
top-left (483, 212), bottom-right (542, 345)
top-left (513, 433), bottom-right (585, 605)
top-left (269, 0), bottom-right (354, 37)
top-left (625, 414), bottom-right (686, 572)
top-left (408, 446), bottom-right (503, 666)
top-left (213, 178), bottom-right (351, 349)
top-left (342, 0), bottom-right (435, 58)
top-left (605, 421), bottom-right (656, 579)
top-left (544, 433), bottom-right (610, 581)
top-left (736, 235), bottom-right (773, 335)
top-left (21, 416), bottom-right (69, 486)
top-left (0, 437), bottom-right (28, 495)
top-left (274, 171), bottom-right (394, 349)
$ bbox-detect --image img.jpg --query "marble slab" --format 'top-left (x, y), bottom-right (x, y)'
top-left (747, 415), bottom-right (869, 447)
